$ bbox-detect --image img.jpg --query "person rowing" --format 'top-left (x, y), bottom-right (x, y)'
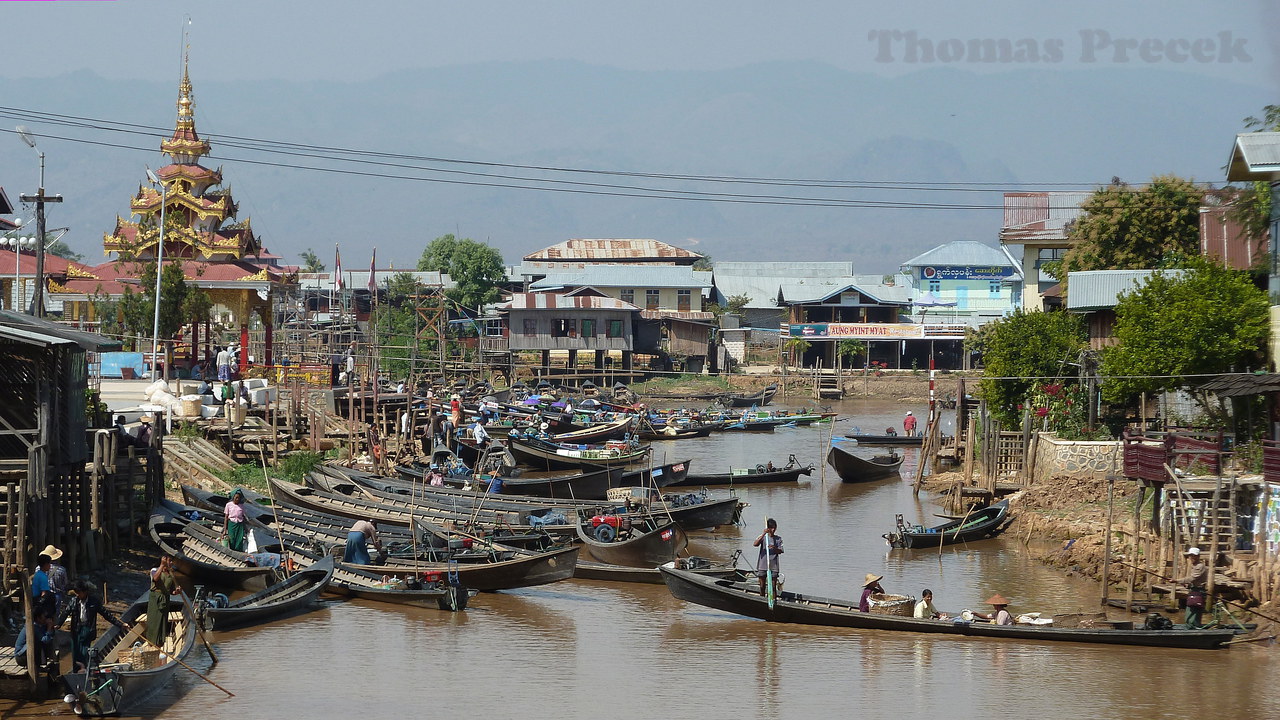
top-left (752, 518), bottom-right (783, 598)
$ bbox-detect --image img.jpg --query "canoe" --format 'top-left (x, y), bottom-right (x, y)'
top-left (548, 416), bottom-right (635, 444)
top-left (574, 511), bottom-right (688, 568)
top-left (575, 556), bottom-right (749, 584)
top-left (202, 556), bottom-right (334, 631)
top-left (826, 444), bottom-right (904, 483)
top-left (658, 565), bottom-right (1237, 650)
top-left (638, 424), bottom-right (717, 441)
top-left (507, 435), bottom-right (652, 471)
top-left (616, 460), bottom-right (691, 488)
top-left (720, 384), bottom-right (778, 408)
top-left (844, 433), bottom-right (925, 446)
top-left (148, 509), bottom-right (280, 591)
top-left (180, 484), bottom-right (276, 523)
top-left (61, 592), bottom-right (198, 716)
top-left (285, 546), bottom-right (468, 611)
top-left (270, 478), bottom-right (560, 535)
top-left (885, 500), bottom-right (1012, 549)
top-left (668, 458), bottom-right (815, 488)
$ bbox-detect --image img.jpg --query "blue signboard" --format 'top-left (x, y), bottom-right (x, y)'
top-left (920, 265), bottom-right (1015, 281)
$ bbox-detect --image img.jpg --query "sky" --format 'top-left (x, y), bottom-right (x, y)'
top-left (0, 1), bottom-right (1276, 269)
top-left (3, 0), bottom-right (1274, 85)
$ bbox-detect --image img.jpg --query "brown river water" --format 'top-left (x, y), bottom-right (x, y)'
top-left (13, 396), bottom-right (1279, 719)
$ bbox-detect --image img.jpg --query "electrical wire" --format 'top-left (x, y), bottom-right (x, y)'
top-left (0, 104), bottom-right (1221, 210)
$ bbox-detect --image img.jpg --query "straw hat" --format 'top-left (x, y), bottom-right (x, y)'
top-left (863, 573), bottom-right (884, 587)
top-left (987, 593), bottom-right (1010, 606)
top-left (40, 544), bottom-right (62, 561)
top-left (139, 414), bottom-right (154, 423)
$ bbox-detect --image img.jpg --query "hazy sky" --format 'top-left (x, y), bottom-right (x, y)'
top-left (4, 0), bottom-right (1275, 86)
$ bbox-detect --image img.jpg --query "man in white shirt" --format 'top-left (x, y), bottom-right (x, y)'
top-left (216, 346), bottom-right (231, 382)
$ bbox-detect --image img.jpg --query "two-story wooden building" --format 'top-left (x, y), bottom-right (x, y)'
top-left (493, 291), bottom-right (640, 375)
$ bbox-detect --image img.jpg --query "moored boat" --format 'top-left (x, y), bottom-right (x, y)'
top-left (658, 565), bottom-right (1237, 650)
top-left (200, 556), bottom-right (334, 630)
top-left (885, 500), bottom-right (1012, 549)
top-left (668, 456), bottom-right (814, 487)
top-left (719, 384), bottom-right (778, 407)
top-left (148, 508), bottom-right (280, 591)
top-left (574, 511), bottom-right (687, 567)
top-left (826, 444), bottom-right (904, 483)
top-left (61, 592), bottom-right (198, 716)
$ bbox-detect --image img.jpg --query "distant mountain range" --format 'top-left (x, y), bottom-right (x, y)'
top-left (0, 61), bottom-right (1270, 273)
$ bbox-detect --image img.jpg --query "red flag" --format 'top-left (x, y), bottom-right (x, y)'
top-left (368, 249), bottom-right (377, 292)
top-left (334, 244), bottom-right (343, 291)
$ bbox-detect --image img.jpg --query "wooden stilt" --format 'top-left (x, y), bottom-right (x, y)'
top-left (1102, 476), bottom-right (1115, 606)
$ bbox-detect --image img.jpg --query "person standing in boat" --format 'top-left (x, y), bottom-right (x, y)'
top-left (1175, 547), bottom-right (1209, 628)
top-left (752, 518), bottom-right (783, 597)
top-left (59, 579), bottom-right (126, 672)
top-left (145, 557), bottom-right (178, 649)
top-left (222, 489), bottom-right (249, 552)
top-left (903, 411), bottom-right (918, 437)
top-left (859, 573), bottom-right (886, 612)
top-left (345, 519), bottom-right (382, 565)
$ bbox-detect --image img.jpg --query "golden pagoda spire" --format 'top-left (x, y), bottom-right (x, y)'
top-left (160, 47), bottom-right (211, 161)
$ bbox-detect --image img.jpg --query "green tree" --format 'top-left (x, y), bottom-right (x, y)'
top-left (783, 338), bottom-right (810, 367)
top-left (46, 239), bottom-right (83, 262)
top-left (710, 294), bottom-right (751, 318)
top-left (692, 254), bottom-right (713, 271)
top-left (1049, 175), bottom-right (1205, 283)
top-left (417, 234), bottom-right (505, 310)
top-left (299, 248), bottom-right (326, 273)
top-left (979, 309), bottom-right (1087, 426)
top-left (373, 272), bottom-right (429, 380)
top-left (1230, 105), bottom-right (1280, 245)
top-left (1101, 260), bottom-right (1268, 415)
top-left (836, 339), bottom-right (866, 367)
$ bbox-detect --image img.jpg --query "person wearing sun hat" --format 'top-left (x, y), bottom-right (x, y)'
top-left (977, 594), bottom-right (1014, 625)
top-left (1175, 547), bottom-right (1209, 627)
top-left (859, 572), bottom-right (886, 612)
top-left (40, 544), bottom-right (69, 606)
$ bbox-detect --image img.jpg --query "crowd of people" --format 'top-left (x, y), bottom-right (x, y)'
top-left (12, 545), bottom-right (182, 675)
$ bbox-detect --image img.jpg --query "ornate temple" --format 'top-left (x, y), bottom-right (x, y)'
top-left (53, 57), bottom-right (294, 370)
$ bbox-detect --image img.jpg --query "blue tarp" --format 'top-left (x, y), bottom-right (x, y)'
top-left (99, 352), bottom-right (146, 379)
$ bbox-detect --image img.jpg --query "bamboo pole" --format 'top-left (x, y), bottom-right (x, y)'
top-left (1101, 476), bottom-right (1115, 606)
top-left (1207, 473), bottom-right (1223, 599)
top-left (1125, 486), bottom-right (1142, 612)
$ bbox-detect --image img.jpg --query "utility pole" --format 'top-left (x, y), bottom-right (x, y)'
top-left (16, 127), bottom-right (61, 318)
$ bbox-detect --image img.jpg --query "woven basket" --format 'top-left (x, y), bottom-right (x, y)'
top-left (867, 593), bottom-right (915, 617)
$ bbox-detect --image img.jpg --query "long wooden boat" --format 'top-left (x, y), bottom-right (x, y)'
top-left (575, 556), bottom-right (748, 584)
top-left (826, 444), bottom-right (904, 483)
top-left (507, 435), bottom-right (652, 471)
top-left (720, 384), bottom-right (778, 408)
top-left (345, 465), bottom-right (735, 531)
top-left (202, 556), bottom-right (334, 631)
top-left (285, 546), bottom-right (467, 611)
top-left (616, 459), bottom-right (690, 488)
top-left (844, 433), bottom-right (925, 446)
top-left (659, 565), bottom-right (1237, 650)
top-left (574, 511), bottom-right (687, 567)
top-left (668, 458), bottom-right (815, 488)
top-left (549, 416), bottom-right (635, 444)
top-left (179, 484), bottom-right (276, 523)
top-left (148, 509), bottom-right (279, 591)
top-left (61, 592), bottom-right (197, 716)
top-left (638, 424), bottom-right (717, 441)
top-left (885, 500), bottom-right (1012, 549)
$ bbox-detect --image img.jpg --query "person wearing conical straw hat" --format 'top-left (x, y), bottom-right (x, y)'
top-left (40, 544), bottom-right (68, 606)
top-left (977, 593), bottom-right (1014, 625)
top-left (859, 573), bottom-right (886, 612)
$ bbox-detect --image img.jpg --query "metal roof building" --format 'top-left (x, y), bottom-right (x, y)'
top-left (522, 238), bottom-right (704, 265)
top-left (528, 265), bottom-right (711, 292)
top-left (901, 240), bottom-right (1021, 272)
top-left (1065, 269), bottom-right (1185, 311)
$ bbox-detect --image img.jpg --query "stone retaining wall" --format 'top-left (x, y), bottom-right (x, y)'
top-left (1032, 433), bottom-right (1121, 483)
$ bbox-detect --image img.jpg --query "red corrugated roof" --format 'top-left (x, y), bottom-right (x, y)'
top-left (524, 238), bottom-right (703, 263)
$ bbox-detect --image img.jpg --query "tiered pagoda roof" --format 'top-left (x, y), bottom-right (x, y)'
top-left (103, 58), bottom-right (262, 262)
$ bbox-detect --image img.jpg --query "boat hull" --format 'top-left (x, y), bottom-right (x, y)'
top-left (659, 566), bottom-right (1235, 650)
top-left (826, 445), bottom-right (903, 483)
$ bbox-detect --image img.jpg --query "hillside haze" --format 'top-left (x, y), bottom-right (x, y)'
top-left (0, 60), bottom-right (1270, 272)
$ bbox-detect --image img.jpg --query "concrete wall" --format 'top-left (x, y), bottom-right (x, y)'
top-left (1032, 433), bottom-right (1122, 483)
